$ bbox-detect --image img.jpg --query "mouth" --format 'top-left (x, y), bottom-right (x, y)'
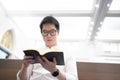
top-left (47, 39), bottom-right (52, 42)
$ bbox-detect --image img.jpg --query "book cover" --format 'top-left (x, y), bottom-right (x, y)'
top-left (23, 50), bottom-right (65, 65)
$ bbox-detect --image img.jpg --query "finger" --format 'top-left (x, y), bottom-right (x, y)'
top-left (22, 59), bottom-right (35, 67)
top-left (42, 57), bottom-right (49, 63)
top-left (23, 59), bottom-right (35, 64)
top-left (53, 57), bottom-right (57, 65)
top-left (38, 57), bottom-right (45, 65)
top-left (24, 56), bottom-right (33, 59)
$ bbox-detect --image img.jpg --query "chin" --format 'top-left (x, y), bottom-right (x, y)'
top-left (46, 40), bottom-right (56, 46)
top-left (47, 42), bottom-right (53, 46)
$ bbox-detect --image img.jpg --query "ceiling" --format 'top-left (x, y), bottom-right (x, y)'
top-left (0, 0), bottom-right (120, 43)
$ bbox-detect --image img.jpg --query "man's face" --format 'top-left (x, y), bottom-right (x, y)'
top-left (41, 23), bottom-right (59, 47)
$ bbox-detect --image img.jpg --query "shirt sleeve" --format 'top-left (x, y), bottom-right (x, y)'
top-left (64, 53), bottom-right (78, 80)
top-left (16, 70), bottom-right (21, 80)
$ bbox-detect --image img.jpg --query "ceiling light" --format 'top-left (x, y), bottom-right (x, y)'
top-left (90, 21), bottom-right (94, 25)
top-left (100, 21), bottom-right (103, 25)
top-left (89, 26), bottom-right (93, 31)
top-left (107, 3), bottom-right (110, 7)
top-left (95, 4), bottom-right (99, 8)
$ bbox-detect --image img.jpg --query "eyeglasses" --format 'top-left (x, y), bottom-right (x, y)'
top-left (42, 29), bottom-right (57, 36)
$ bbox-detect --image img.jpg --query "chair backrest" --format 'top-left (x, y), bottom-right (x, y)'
top-left (77, 61), bottom-right (120, 80)
top-left (0, 59), bottom-right (22, 80)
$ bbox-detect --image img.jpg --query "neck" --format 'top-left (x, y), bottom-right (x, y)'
top-left (46, 43), bottom-right (57, 48)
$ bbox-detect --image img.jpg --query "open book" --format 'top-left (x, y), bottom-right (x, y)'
top-left (23, 49), bottom-right (64, 65)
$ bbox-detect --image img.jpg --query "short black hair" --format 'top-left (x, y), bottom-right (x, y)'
top-left (40, 16), bottom-right (60, 33)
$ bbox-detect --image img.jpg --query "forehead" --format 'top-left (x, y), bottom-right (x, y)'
top-left (42, 23), bottom-right (56, 30)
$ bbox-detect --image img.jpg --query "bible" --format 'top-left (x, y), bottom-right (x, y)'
top-left (23, 49), bottom-right (64, 65)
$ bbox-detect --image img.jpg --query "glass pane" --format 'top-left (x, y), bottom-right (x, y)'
top-left (109, 0), bottom-right (120, 10)
top-left (12, 16), bottom-right (90, 40)
top-left (0, 50), bottom-right (8, 58)
top-left (96, 17), bottom-right (120, 40)
top-left (0, 0), bottom-right (94, 11)
top-left (58, 17), bottom-right (90, 40)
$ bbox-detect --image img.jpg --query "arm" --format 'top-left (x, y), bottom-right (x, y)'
top-left (38, 53), bottom-right (78, 80)
top-left (18, 65), bottom-right (28, 80)
top-left (18, 56), bottom-right (34, 80)
top-left (39, 57), bottom-right (66, 80)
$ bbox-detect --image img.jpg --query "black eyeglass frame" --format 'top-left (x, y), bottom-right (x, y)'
top-left (42, 29), bottom-right (57, 36)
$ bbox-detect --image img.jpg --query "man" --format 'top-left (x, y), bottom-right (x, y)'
top-left (17, 16), bottom-right (78, 80)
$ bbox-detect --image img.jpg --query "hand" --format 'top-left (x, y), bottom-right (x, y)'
top-left (38, 57), bottom-right (57, 73)
top-left (22, 55), bottom-right (35, 68)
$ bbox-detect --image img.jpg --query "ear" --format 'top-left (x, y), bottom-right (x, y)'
top-left (57, 30), bottom-right (59, 35)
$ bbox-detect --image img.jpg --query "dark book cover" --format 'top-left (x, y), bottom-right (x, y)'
top-left (23, 50), bottom-right (64, 65)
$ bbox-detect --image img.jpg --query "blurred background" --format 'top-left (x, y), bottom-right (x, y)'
top-left (0, 0), bottom-right (120, 63)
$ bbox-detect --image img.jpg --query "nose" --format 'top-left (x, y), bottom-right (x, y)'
top-left (47, 33), bottom-right (52, 37)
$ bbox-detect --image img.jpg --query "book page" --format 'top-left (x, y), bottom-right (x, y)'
top-left (40, 48), bottom-right (62, 55)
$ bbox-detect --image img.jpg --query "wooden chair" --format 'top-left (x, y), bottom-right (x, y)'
top-left (77, 61), bottom-right (120, 80)
top-left (0, 59), bottom-right (22, 80)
